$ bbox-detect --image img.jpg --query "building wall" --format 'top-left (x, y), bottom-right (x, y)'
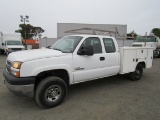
top-left (39, 23), bottom-right (127, 48)
top-left (57, 23), bottom-right (127, 39)
top-left (39, 38), bottom-right (58, 48)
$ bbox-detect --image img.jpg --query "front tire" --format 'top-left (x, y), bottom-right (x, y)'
top-left (130, 64), bottom-right (143, 81)
top-left (35, 76), bottom-right (68, 108)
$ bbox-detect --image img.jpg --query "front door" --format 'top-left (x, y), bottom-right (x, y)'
top-left (73, 37), bottom-right (106, 83)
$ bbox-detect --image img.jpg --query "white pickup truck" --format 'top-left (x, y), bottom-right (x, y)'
top-left (3, 35), bottom-right (153, 108)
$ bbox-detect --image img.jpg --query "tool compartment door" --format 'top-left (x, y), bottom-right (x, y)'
top-left (137, 49), bottom-right (147, 58)
top-left (119, 47), bottom-right (137, 74)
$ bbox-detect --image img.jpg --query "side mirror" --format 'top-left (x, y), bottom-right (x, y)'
top-left (2, 43), bottom-right (4, 46)
top-left (77, 45), bottom-right (94, 56)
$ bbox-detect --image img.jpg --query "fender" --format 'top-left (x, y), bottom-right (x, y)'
top-left (32, 64), bottom-right (73, 84)
top-left (134, 59), bottom-right (146, 70)
top-left (20, 55), bottom-right (74, 84)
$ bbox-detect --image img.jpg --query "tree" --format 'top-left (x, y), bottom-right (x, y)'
top-left (15, 24), bottom-right (44, 39)
top-left (127, 30), bottom-right (138, 37)
top-left (32, 27), bottom-right (44, 39)
top-left (151, 28), bottom-right (160, 37)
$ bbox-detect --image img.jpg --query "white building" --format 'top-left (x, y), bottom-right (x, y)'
top-left (39, 23), bottom-right (127, 47)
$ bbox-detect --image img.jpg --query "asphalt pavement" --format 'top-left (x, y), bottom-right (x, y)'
top-left (0, 54), bottom-right (160, 120)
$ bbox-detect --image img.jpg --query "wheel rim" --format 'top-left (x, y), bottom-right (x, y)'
top-left (45, 85), bottom-right (62, 102)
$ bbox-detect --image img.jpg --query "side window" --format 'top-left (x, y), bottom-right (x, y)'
top-left (156, 37), bottom-right (160, 42)
top-left (81, 37), bottom-right (102, 54)
top-left (103, 38), bottom-right (116, 53)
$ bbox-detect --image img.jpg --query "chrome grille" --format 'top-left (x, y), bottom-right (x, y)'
top-left (6, 66), bottom-right (11, 73)
top-left (6, 60), bottom-right (12, 67)
top-left (6, 60), bottom-right (12, 74)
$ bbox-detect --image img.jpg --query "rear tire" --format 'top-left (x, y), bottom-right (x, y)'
top-left (154, 49), bottom-right (160, 58)
top-left (35, 76), bottom-right (68, 108)
top-left (158, 50), bottom-right (160, 58)
top-left (130, 64), bottom-right (143, 81)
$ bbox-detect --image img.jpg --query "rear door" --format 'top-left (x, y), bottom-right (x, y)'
top-left (102, 38), bottom-right (120, 75)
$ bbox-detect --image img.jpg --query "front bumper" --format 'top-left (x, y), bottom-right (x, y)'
top-left (3, 69), bottom-right (35, 97)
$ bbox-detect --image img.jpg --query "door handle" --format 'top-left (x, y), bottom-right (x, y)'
top-left (100, 57), bottom-right (105, 61)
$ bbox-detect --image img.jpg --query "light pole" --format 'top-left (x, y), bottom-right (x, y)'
top-left (20, 15), bottom-right (29, 45)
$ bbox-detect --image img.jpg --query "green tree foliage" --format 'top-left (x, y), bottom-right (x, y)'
top-left (15, 24), bottom-right (44, 39)
top-left (127, 30), bottom-right (138, 38)
top-left (151, 28), bottom-right (160, 37)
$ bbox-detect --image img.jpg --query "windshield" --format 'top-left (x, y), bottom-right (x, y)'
top-left (135, 36), bottom-right (156, 42)
top-left (6, 40), bottom-right (22, 45)
top-left (51, 36), bottom-right (83, 53)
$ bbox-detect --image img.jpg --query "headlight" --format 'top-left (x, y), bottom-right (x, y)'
top-left (12, 61), bottom-right (22, 69)
top-left (10, 61), bottom-right (22, 77)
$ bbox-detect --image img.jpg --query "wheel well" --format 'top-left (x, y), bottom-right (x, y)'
top-left (35, 69), bottom-right (69, 89)
top-left (138, 62), bottom-right (145, 68)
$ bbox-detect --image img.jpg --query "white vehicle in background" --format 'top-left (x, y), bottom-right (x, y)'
top-left (0, 32), bottom-right (25, 55)
top-left (132, 35), bottom-right (160, 58)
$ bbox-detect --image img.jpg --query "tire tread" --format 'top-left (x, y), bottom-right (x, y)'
top-left (35, 76), bottom-right (67, 108)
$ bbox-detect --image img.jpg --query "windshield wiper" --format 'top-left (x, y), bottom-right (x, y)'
top-left (52, 48), bottom-right (63, 52)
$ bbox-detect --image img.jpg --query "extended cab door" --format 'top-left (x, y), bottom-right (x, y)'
top-left (73, 37), bottom-right (106, 83)
top-left (102, 37), bottom-right (120, 74)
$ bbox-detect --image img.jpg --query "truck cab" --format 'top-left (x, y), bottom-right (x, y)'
top-left (3, 40), bottom-right (25, 55)
top-left (132, 35), bottom-right (160, 57)
top-left (0, 33), bottom-right (25, 55)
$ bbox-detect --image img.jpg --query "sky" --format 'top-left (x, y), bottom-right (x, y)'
top-left (0, 0), bottom-right (159, 38)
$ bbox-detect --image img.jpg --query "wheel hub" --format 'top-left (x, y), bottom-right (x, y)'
top-left (51, 91), bottom-right (57, 97)
top-left (45, 85), bottom-right (62, 102)
top-left (136, 70), bottom-right (140, 75)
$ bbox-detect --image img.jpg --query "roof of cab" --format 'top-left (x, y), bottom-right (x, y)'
top-left (67, 34), bottom-right (115, 39)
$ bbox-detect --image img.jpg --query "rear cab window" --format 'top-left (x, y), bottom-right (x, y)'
top-left (103, 38), bottom-right (116, 53)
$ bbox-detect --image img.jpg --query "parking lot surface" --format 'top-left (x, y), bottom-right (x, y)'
top-left (0, 54), bottom-right (160, 120)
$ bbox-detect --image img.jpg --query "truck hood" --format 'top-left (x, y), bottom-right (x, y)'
top-left (7, 49), bottom-right (67, 62)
